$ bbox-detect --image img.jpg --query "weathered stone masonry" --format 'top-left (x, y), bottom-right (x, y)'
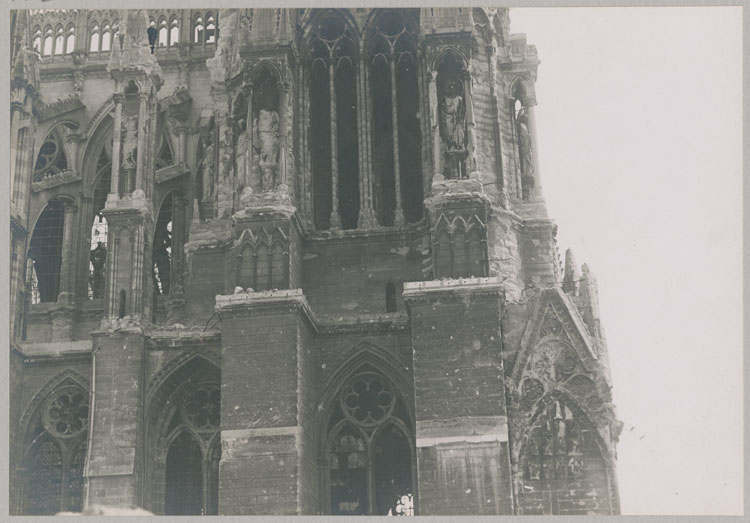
top-left (10, 8), bottom-right (621, 515)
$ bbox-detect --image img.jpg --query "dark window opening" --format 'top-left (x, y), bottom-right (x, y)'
top-left (118, 289), bottom-right (126, 318)
top-left (336, 58), bottom-right (360, 230)
top-left (396, 58), bottom-right (423, 224)
top-left (329, 425), bottom-right (368, 515)
top-left (374, 425), bottom-right (414, 515)
top-left (370, 56), bottom-right (394, 226)
top-left (160, 379), bottom-right (221, 516)
top-left (155, 132), bottom-right (175, 170)
top-left (89, 151), bottom-right (111, 300)
top-left (385, 282), bottom-right (397, 312)
top-left (165, 431), bottom-right (203, 515)
top-left (22, 385), bottom-right (89, 515)
top-left (311, 56), bottom-right (332, 230)
top-left (27, 200), bottom-right (65, 304)
top-left (326, 373), bottom-right (414, 516)
top-left (153, 194), bottom-right (174, 296)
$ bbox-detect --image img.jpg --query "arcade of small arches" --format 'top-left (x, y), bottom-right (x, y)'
top-left (32, 11), bottom-right (218, 57)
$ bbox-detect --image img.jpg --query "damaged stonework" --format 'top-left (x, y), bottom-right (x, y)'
top-left (11, 8), bottom-right (619, 516)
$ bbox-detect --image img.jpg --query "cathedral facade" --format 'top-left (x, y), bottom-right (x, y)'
top-left (9, 8), bottom-right (621, 515)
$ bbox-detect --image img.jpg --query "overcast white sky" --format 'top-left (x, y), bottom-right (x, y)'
top-left (510, 7), bottom-right (743, 515)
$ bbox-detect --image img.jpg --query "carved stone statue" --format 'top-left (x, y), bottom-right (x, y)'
top-left (200, 127), bottom-right (215, 201)
top-left (438, 77), bottom-right (466, 178)
top-left (253, 95), bottom-right (280, 191)
top-left (517, 108), bottom-right (533, 176)
top-left (90, 241), bottom-right (107, 299)
top-left (121, 115), bottom-right (138, 170)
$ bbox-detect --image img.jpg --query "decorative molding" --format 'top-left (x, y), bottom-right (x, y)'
top-left (37, 95), bottom-right (85, 122)
top-left (31, 169), bottom-right (82, 192)
top-left (154, 162), bottom-right (189, 185)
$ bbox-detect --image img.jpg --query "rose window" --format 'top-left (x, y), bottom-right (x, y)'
top-left (183, 386), bottom-right (220, 430)
top-left (341, 375), bottom-right (395, 426)
top-left (43, 389), bottom-right (89, 438)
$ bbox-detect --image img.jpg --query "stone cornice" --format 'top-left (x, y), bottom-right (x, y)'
top-left (145, 328), bottom-right (222, 350)
top-left (155, 162), bottom-right (189, 185)
top-left (317, 313), bottom-right (410, 336)
top-left (403, 277), bottom-right (505, 307)
top-left (215, 289), bottom-right (318, 334)
top-left (31, 169), bottom-right (82, 193)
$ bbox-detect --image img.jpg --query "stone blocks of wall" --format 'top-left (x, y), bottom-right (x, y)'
top-left (216, 290), bottom-right (315, 514)
top-left (404, 277), bottom-right (513, 514)
top-left (87, 328), bottom-right (145, 508)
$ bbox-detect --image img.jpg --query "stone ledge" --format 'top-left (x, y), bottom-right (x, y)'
top-left (155, 162), bottom-right (189, 185)
top-left (416, 415), bottom-right (508, 447)
top-left (31, 169), bottom-right (82, 192)
top-left (18, 339), bottom-right (92, 357)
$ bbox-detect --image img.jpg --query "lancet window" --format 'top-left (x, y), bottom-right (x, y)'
top-left (145, 357), bottom-right (221, 515)
top-left (305, 9), bottom-right (424, 232)
top-left (325, 372), bottom-right (415, 515)
top-left (432, 215), bottom-right (487, 279)
top-left (367, 10), bottom-right (423, 226)
top-left (153, 194), bottom-right (174, 296)
top-left (21, 383), bottom-right (89, 515)
top-left (236, 229), bottom-right (288, 291)
top-left (27, 200), bottom-right (65, 304)
top-left (307, 13), bottom-right (360, 230)
top-left (89, 150), bottom-right (111, 300)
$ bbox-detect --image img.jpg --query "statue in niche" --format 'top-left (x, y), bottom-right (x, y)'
top-left (121, 115), bottom-right (138, 170)
top-left (234, 117), bottom-right (250, 190)
top-left (90, 241), bottom-right (107, 299)
top-left (253, 94), bottom-right (280, 191)
top-left (200, 125), bottom-right (216, 202)
top-left (438, 76), bottom-right (466, 179)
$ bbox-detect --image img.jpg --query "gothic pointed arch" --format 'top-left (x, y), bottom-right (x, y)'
top-left (365, 8), bottom-right (423, 225)
top-left (512, 390), bottom-right (619, 515)
top-left (144, 352), bottom-right (221, 515)
top-left (317, 342), bottom-right (416, 515)
top-left (305, 9), bottom-right (361, 230)
top-left (18, 370), bottom-right (90, 515)
top-left (512, 288), bottom-right (598, 385)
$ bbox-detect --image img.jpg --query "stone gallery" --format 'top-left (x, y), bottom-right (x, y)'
top-left (9, 8), bottom-right (621, 515)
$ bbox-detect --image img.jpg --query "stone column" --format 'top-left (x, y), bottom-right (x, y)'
top-left (57, 201), bottom-right (78, 302)
top-left (244, 83), bottom-right (254, 189)
top-left (135, 91), bottom-right (149, 192)
top-left (76, 194), bottom-right (94, 298)
top-left (390, 55), bottom-right (404, 226)
top-left (9, 104), bottom-right (21, 202)
top-left (461, 68), bottom-right (478, 176)
top-left (356, 55), bottom-right (376, 228)
top-left (428, 71), bottom-right (441, 178)
top-left (328, 60), bottom-right (341, 229)
top-left (109, 94), bottom-right (124, 199)
top-left (51, 201), bottom-right (78, 341)
top-left (277, 82), bottom-right (289, 188)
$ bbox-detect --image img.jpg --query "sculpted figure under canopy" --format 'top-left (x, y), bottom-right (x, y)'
top-left (253, 94), bottom-right (280, 191)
